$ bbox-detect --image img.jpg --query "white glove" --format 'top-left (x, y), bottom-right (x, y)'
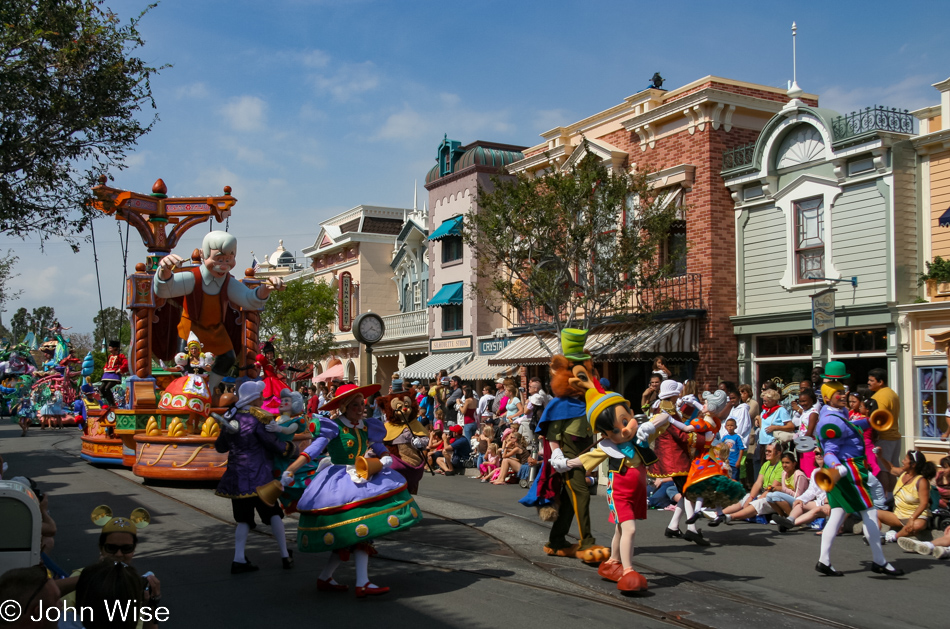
top-left (380, 456), bottom-right (393, 469)
top-left (411, 437), bottom-right (429, 449)
top-left (636, 421), bottom-right (657, 443)
top-left (265, 422), bottom-right (280, 433)
top-left (836, 464), bottom-right (850, 479)
top-left (280, 471), bottom-right (294, 487)
top-left (347, 465), bottom-right (367, 484)
top-left (549, 447), bottom-right (570, 474)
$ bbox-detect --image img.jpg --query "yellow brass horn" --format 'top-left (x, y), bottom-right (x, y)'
top-left (129, 508), bottom-right (151, 529)
top-left (355, 456), bottom-right (383, 480)
top-left (91, 505), bottom-right (113, 527)
top-left (256, 479), bottom-right (285, 507)
top-left (868, 408), bottom-right (894, 432)
top-left (814, 467), bottom-right (841, 492)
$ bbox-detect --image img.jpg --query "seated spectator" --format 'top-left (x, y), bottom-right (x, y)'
top-left (648, 477), bottom-right (681, 510)
top-left (491, 432), bottom-right (527, 485)
top-left (436, 425), bottom-right (471, 475)
top-left (876, 449), bottom-right (937, 543)
top-left (479, 444), bottom-right (500, 482)
top-left (426, 429), bottom-right (444, 468)
top-left (764, 451), bottom-right (808, 516)
top-left (475, 426), bottom-right (494, 468)
top-left (710, 443), bottom-right (783, 526)
top-left (0, 565), bottom-right (62, 629)
top-left (899, 524), bottom-right (950, 559)
top-left (65, 560), bottom-right (158, 629)
top-left (935, 456), bottom-right (950, 509)
top-left (774, 450), bottom-right (830, 532)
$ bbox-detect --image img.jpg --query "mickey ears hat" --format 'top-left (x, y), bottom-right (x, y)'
top-left (585, 387), bottom-right (629, 432)
top-left (561, 328), bottom-right (591, 362)
top-left (91, 505), bottom-right (150, 534)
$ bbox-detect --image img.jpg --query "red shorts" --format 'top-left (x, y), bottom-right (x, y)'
top-left (606, 464), bottom-right (647, 523)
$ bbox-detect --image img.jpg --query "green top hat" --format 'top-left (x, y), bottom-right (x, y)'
top-left (561, 328), bottom-right (591, 362)
top-left (821, 360), bottom-right (850, 380)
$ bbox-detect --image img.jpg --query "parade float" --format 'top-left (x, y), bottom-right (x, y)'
top-left (87, 176), bottom-right (309, 480)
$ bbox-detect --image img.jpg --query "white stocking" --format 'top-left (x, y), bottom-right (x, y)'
top-left (234, 523), bottom-right (250, 563)
top-left (860, 509), bottom-right (892, 568)
top-left (668, 502), bottom-right (684, 531)
top-left (693, 497), bottom-right (705, 512)
top-left (684, 499), bottom-right (698, 533)
top-left (355, 549), bottom-right (370, 587)
top-left (819, 507), bottom-right (846, 567)
top-left (269, 515), bottom-right (289, 558)
top-left (319, 552), bottom-right (343, 582)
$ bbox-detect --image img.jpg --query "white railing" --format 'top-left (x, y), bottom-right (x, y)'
top-left (382, 309), bottom-right (428, 339)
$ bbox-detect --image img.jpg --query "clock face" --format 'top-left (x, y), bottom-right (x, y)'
top-left (358, 314), bottom-right (384, 343)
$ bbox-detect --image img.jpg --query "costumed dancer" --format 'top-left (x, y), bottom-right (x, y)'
top-left (266, 389), bottom-right (320, 512)
top-left (812, 361), bottom-right (903, 577)
top-left (652, 380), bottom-right (710, 546)
top-left (213, 380), bottom-right (297, 574)
top-left (100, 340), bottom-right (129, 407)
top-left (48, 321), bottom-right (71, 363)
top-left (152, 231), bottom-right (283, 400)
top-left (281, 383), bottom-right (423, 597)
top-left (681, 390), bottom-right (746, 522)
top-left (15, 376), bottom-right (35, 436)
top-left (377, 391), bottom-right (430, 495)
top-left (577, 385), bottom-right (670, 591)
top-left (159, 332), bottom-right (214, 433)
top-left (255, 340), bottom-right (291, 413)
top-left (519, 328), bottom-right (611, 564)
top-left (38, 389), bottom-right (65, 430)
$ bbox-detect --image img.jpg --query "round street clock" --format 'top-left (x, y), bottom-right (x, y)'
top-left (352, 312), bottom-right (385, 346)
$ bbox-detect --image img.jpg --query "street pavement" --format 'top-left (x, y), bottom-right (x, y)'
top-left (2, 422), bottom-right (946, 629)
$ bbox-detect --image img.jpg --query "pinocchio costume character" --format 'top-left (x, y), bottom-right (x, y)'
top-left (519, 328), bottom-right (610, 564)
top-left (100, 340), bottom-right (129, 407)
top-left (377, 391), bottom-right (430, 495)
top-left (577, 385), bottom-right (669, 591)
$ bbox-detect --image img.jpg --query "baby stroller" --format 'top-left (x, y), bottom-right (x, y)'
top-left (930, 486), bottom-right (950, 532)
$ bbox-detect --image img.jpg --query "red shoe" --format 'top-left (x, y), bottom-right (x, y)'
top-left (316, 579), bottom-right (348, 592)
top-left (617, 569), bottom-right (648, 592)
top-left (354, 583), bottom-right (389, 598)
top-left (597, 560), bottom-right (623, 582)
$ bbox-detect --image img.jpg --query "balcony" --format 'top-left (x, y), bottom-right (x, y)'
top-left (831, 106), bottom-right (915, 148)
top-left (721, 142), bottom-right (756, 174)
top-left (382, 309), bottom-right (428, 340)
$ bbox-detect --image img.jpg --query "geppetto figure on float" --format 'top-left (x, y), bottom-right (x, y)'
top-left (158, 332), bottom-right (214, 433)
top-left (99, 340), bottom-right (129, 407)
top-left (376, 391), bottom-right (430, 495)
top-left (266, 388), bottom-right (320, 512)
top-left (810, 361), bottom-right (903, 578)
top-left (575, 383), bottom-right (670, 592)
top-left (280, 383), bottom-right (423, 597)
top-left (152, 231), bottom-right (283, 401)
top-left (213, 380), bottom-right (297, 574)
top-left (519, 328), bottom-right (611, 564)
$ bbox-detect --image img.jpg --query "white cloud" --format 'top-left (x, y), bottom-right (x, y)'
top-left (299, 103), bottom-right (328, 121)
top-left (376, 107), bottom-right (427, 140)
top-left (175, 82), bottom-right (210, 99)
top-left (533, 109), bottom-right (573, 134)
top-left (375, 104), bottom-right (514, 142)
top-left (121, 151), bottom-right (148, 170)
top-left (11, 266), bottom-right (59, 302)
top-left (301, 49), bottom-right (331, 68)
top-left (311, 61), bottom-right (379, 102)
top-left (820, 74), bottom-right (936, 117)
top-left (220, 96), bottom-right (268, 132)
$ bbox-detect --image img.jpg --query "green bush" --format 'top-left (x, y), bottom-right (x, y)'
top-left (918, 256), bottom-right (950, 286)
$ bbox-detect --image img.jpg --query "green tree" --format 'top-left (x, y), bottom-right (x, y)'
top-left (0, 0), bottom-right (163, 247)
top-left (9, 307), bottom-right (29, 341)
top-left (462, 144), bottom-right (685, 344)
top-left (92, 306), bottom-right (131, 347)
top-left (259, 278), bottom-right (336, 367)
top-left (0, 251), bottom-right (22, 326)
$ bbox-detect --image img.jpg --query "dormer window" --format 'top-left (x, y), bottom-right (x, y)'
top-left (794, 197), bottom-right (824, 282)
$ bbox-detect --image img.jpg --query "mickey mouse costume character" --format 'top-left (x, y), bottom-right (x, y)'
top-left (520, 328), bottom-right (610, 564)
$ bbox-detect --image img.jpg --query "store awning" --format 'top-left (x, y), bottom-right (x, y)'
top-left (314, 363), bottom-right (345, 383)
top-left (488, 320), bottom-right (698, 366)
top-left (428, 281), bottom-right (464, 307)
top-left (400, 352), bottom-right (473, 380)
top-left (450, 355), bottom-right (517, 381)
top-left (940, 206), bottom-right (950, 228)
top-left (428, 215), bottom-right (464, 241)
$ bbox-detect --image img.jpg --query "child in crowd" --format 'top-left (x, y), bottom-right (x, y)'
top-left (479, 443), bottom-right (500, 481)
top-left (475, 426), bottom-right (494, 468)
top-left (426, 429), bottom-right (444, 468)
top-left (721, 418), bottom-right (746, 481)
top-left (433, 407), bottom-right (445, 431)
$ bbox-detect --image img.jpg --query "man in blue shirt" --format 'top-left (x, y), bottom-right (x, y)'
top-left (436, 425), bottom-right (471, 475)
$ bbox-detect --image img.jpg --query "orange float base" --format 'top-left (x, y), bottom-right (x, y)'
top-left (132, 434), bottom-right (227, 481)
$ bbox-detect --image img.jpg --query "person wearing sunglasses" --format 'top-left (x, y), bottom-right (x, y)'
top-left (0, 564), bottom-right (61, 629)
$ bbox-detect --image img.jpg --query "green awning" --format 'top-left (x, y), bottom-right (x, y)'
top-left (428, 281), bottom-right (464, 307)
top-left (428, 215), bottom-right (463, 241)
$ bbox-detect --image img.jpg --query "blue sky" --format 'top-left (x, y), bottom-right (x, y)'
top-left (5, 0), bottom-right (950, 336)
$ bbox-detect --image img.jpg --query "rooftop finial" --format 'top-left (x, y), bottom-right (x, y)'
top-left (786, 21), bottom-right (804, 103)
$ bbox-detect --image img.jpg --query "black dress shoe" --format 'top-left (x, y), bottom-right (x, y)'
top-left (815, 562), bottom-right (844, 577)
top-left (684, 530), bottom-right (710, 546)
top-left (664, 528), bottom-right (684, 539)
top-left (685, 512), bottom-right (702, 525)
top-left (282, 550), bottom-right (294, 570)
top-left (231, 557), bottom-right (260, 574)
top-left (870, 562), bottom-right (904, 577)
top-left (708, 515), bottom-right (726, 527)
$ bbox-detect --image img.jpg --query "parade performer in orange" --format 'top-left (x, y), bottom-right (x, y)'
top-left (153, 231), bottom-right (283, 397)
top-left (520, 328), bottom-right (610, 564)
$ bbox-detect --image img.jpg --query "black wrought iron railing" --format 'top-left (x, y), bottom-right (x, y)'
top-left (721, 142), bottom-right (756, 173)
top-left (831, 106), bottom-right (914, 143)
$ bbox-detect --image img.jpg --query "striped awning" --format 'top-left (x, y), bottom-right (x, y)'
top-left (400, 352), bottom-right (473, 380)
top-left (487, 320), bottom-right (698, 366)
top-left (450, 355), bottom-right (517, 381)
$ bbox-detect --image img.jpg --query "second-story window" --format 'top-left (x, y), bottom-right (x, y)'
top-left (794, 196), bottom-right (824, 282)
top-left (442, 305), bottom-right (463, 332)
top-left (662, 221), bottom-right (687, 277)
top-left (442, 235), bottom-right (463, 263)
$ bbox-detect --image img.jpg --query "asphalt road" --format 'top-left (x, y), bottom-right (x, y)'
top-left (2, 423), bottom-right (947, 629)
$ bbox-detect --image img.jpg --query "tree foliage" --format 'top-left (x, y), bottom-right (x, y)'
top-left (9, 305), bottom-right (58, 342)
top-left (0, 0), bottom-right (163, 248)
top-left (93, 306), bottom-right (131, 347)
top-left (259, 278), bottom-right (337, 367)
top-left (0, 250), bottom-right (22, 323)
top-left (462, 144), bottom-right (685, 342)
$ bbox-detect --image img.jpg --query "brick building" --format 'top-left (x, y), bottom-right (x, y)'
top-left (492, 75), bottom-right (818, 397)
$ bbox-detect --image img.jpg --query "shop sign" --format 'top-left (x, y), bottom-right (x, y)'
top-left (479, 337), bottom-right (511, 355)
top-left (811, 288), bottom-right (835, 335)
top-left (430, 336), bottom-right (472, 353)
top-left (338, 271), bottom-right (352, 332)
